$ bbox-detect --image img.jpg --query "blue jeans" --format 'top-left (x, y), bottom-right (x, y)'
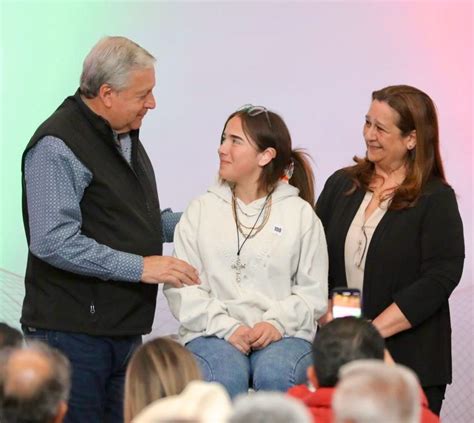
top-left (23, 326), bottom-right (141, 423)
top-left (186, 336), bottom-right (312, 398)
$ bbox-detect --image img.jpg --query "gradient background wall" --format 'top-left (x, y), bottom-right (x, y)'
top-left (1, 1), bottom-right (472, 420)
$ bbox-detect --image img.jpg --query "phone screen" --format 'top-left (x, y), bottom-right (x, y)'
top-left (332, 290), bottom-right (362, 318)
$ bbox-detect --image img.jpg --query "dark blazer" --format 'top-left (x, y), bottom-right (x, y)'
top-left (316, 169), bottom-right (464, 387)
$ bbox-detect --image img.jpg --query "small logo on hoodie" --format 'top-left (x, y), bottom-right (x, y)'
top-left (273, 225), bottom-right (283, 235)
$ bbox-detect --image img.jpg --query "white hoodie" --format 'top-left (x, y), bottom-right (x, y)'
top-left (164, 182), bottom-right (328, 344)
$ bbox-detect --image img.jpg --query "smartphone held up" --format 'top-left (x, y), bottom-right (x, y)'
top-left (331, 287), bottom-right (362, 319)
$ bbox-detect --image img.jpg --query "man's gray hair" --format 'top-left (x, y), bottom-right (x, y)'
top-left (0, 341), bottom-right (71, 423)
top-left (333, 359), bottom-right (420, 423)
top-left (230, 391), bottom-right (312, 423)
top-left (80, 36), bottom-right (156, 98)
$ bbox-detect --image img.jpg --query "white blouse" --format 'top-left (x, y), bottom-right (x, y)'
top-left (344, 191), bottom-right (388, 293)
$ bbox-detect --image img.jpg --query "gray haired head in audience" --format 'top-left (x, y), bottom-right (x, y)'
top-left (230, 391), bottom-right (312, 423)
top-left (333, 359), bottom-right (420, 423)
top-left (0, 341), bottom-right (71, 423)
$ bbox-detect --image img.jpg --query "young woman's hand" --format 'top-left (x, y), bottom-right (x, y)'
top-left (248, 322), bottom-right (282, 350)
top-left (228, 325), bottom-right (252, 354)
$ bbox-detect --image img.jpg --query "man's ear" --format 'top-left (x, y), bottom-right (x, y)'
top-left (307, 365), bottom-right (319, 388)
top-left (258, 147), bottom-right (276, 167)
top-left (98, 84), bottom-right (114, 108)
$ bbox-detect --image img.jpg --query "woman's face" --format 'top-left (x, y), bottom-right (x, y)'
top-left (363, 100), bottom-right (414, 170)
top-left (218, 116), bottom-right (265, 186)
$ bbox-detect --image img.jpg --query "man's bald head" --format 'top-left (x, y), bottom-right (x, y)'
top-left (0, 342), bottom-right (71, 423)
top-left (4, 348), bottom-right (54, 398)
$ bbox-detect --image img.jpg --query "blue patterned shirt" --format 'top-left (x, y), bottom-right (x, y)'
top-left (24, 135), bottom-right (181, 283)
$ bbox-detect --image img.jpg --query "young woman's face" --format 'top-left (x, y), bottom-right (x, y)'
top-left (218, 116), bottom-right (265, 186)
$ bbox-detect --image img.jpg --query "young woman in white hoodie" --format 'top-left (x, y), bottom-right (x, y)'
top-left (164, 105), bottom-right (328, 398)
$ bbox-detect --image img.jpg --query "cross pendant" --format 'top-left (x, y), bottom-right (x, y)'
top-left (231, 256), bottom-right (246, 283)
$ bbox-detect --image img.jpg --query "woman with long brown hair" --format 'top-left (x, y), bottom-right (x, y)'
top-left (164, 105), bottom-right (328, 398)
top-left (317, 85), bottom-right (464, 415)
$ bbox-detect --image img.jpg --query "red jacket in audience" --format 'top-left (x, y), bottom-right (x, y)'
top-left (288, 384), bottom-right (439, 423)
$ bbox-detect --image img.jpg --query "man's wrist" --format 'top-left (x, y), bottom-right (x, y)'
top-left (112, 252), bottom-right (143, 282)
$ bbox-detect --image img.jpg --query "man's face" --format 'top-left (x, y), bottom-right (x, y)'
top-left (107, 67), bottom-right (156, 133)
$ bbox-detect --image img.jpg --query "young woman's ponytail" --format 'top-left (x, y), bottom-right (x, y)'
top-left (288, 149), bottom-right (315, 206)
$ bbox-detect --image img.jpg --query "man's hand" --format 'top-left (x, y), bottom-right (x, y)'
top-left (141, 256), bottom-right (199, 287)
top-left (228, 325), bottom-right (252, 355)
top-left (248, 322), bottom-right (282, 350)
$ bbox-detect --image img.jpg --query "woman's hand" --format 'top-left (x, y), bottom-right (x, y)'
top-left (384, 348), bottom-right (395, 365)
top-left (372, 302), bottom-right (412, 338)
top-left (248, 322), bottom-right (282, 350)
top-left (317, 311), bottom-right (333, 326)
top-left (228, 325), bottom-right (252, 354)
top-left (317, 299), bottom-right (333, 326)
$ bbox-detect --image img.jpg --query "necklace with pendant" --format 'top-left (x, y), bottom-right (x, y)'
top-left (231, 190), bottom-right (273, 283)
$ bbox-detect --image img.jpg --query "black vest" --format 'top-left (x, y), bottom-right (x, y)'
top-left (21, 90), bottom-right (163, 336)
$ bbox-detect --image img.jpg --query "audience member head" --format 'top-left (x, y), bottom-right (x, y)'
top-left (0, 323), bottom-right (22, 349)
top-left (0, 341), bottom-right (71, 423)
top-left (333, 360), bottom-right (420, 423)
top-left (132, 380), bottom-right (232, 423)
top-left (309, 317), bottom-right (385, 388)
top-left (230, 391), bottom-right (312, 423)
top-left (124, 337), bottom-right (201, 423)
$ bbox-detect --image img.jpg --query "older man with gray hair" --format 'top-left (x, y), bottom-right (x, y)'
top-left (230, 392), bottom-right (312, 423)
top-left (0, 342), bottom-right (71, 423)
top-left (333, 360), bottom-right (421, 423)
top-left (21, 36), bottom-right (199, 422)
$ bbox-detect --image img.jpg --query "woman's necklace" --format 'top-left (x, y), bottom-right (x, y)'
top-left (370, 183), bottom-right (400, 204)
top-left (231, 190), bottom-right (273, 283)
top-left (371, 165), bottom-right (406, 202)
top-left (232, 195), bottom-right (272, 235)
top-left (235, 200), bottom-right (254, 217)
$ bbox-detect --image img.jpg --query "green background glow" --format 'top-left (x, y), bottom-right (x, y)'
top-left (1, 1), bottom-right (122, 275)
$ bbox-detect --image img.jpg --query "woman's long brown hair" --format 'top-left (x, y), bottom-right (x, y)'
top-left (345, 85), bottom-right (447, 210)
